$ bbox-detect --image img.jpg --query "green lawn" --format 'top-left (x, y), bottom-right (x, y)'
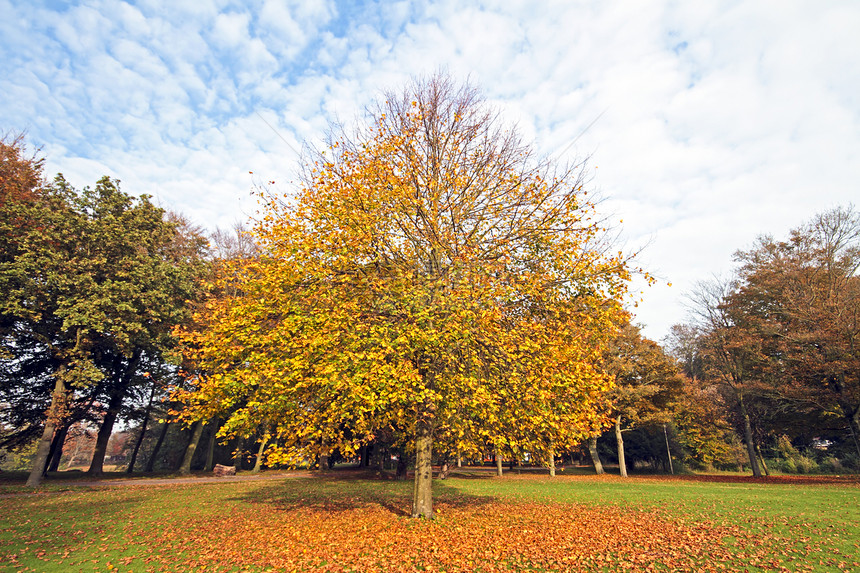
top-left (1, 471), bottom-right (858, 572)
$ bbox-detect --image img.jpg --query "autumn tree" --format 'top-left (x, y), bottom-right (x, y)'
top-left (730, 206), bottom-right (860, 456)
top-left (603, 321), bottom-right (683, 477)
top-left (178, 74), bottom-right (633, 518)
top-left (682, 278), bottom-right (767, 476)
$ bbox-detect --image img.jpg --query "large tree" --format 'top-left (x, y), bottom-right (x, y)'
top-left (731, 206), bottom-right (860, 456)
top-left (0, 155), bottom-right (206, 485)
top-left (178, 75), bottom-right (633, 518)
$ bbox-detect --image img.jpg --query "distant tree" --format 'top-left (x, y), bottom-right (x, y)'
top-left (730, 206), bottom-right (860, 456)
top-left (603, 321), bottom-right (684, 476)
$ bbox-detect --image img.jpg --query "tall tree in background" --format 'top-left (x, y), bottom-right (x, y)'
top-left (177, 74), bottom-right (634, 518)
top-left (604, 321), bottom-right (684, 477)
top-left (731, 206), bottom-right (860, 456)
top-left (684, 279), bottom-right (765, 476)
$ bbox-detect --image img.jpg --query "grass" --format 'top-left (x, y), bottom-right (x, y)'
top-left (1, 469), bottom-right (858, 572)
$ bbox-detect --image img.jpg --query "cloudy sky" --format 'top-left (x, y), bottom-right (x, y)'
top-left (2, 0), bottom-right (858, 341)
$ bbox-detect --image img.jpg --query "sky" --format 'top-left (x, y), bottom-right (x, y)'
top-left (2, 0), bottom-right (859, 342)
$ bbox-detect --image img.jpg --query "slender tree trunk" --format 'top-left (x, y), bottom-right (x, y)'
top-left (495, 445), bottom-right (503, 477)
top-left (587, 436), bottom-right (604, 475)
top-left (548, 445), bottom-right (556, 477)
top-left (615, 416), bottom-right (628, 478)
top-left (252, 434), bottom-right (269, 473)
top-left (145, 421), bottom-right (170, 473)
top-left (47, 423), bottom-right (69, 473)
top-left (755, 441), bottom-right (770, 476)
top-left (87, 389), bottom-right (126, 475)
top-left (88, 352), bottom-right (139, 476)
top-left (377, 446), bottom-right (386, 472)
top-left (411, 421), bottom-right (434, 519)
top-left (27, 378), bottom-right (67, 487)
top-left (456, 450), bottom-right (462, 468)
top-left (738, 396), bottom-right (762, 477)
top-left (846, 407), bottom-right (860, 458)
top-left (663, 424), bottom-right (674, 475)
top-left (127, 384), bottom-right (157, 473)
top-left (178, 420), bottom-right (204, 475)
top-left (204, 420), bottom-right (219, 471)
top-left (318, 439), bottom-right (329, 471)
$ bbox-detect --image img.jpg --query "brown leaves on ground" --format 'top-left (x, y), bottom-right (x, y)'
top-left (133, 499), bottom-right (751, 572)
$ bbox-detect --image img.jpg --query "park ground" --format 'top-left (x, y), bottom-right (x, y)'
top-left (1, 467), bottom-right (859, 572)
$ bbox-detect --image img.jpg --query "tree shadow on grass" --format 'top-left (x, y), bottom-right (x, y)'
top-left (227, 473), bottom-right (498, 517)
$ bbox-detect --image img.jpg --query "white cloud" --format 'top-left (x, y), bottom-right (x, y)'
top-left (2, 0), bottom-right (859, 341)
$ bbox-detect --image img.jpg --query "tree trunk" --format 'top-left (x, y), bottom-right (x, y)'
top-left (252, 434), bottom-right (269, 473)
top-left (548, 445), bottom-right (556, 477)
top-left (127, 384), bottom-right (157, 473)
top-left (587, 436), bottom-right (604, 475)
top-left (739, 396), bottom-right (762, 477)
top-left (377, 446), bottom-right (386, 472)
top-left (87, 387), bottom-right (126, 475)
top-left (318, 439), bottom-right (329, 471)
top-left (663, 424), bottom-right (674, 475)
top-left (846, 407), bottom-right (860, 458)
top-left (456, 451), bottom-right (462, 468)
top-left (615, 416), bottom-right (628, 478)
top-left (88, 352), bottom-right (139, 476)
top-left (178, 420), bottom-right (204, 475)
top-left (27, 377), bottom-right (67, 487)
top-left (232, 436), bottom-right (245, 469)
top-left (204, 420), bottom-right (219, 471)
top-left (47, 423), bottom-right (69, 473)
top-left (145, 421), bottom-right (170, 472)
top-left (411, 422), bottom-right (434, 519)
top-left (495, 445), bottom-right (503, 477)
top-left (755, 441), bottom-right (770, 476)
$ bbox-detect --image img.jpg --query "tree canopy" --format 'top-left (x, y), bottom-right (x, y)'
top-left (177, 75), bottom-right (637, 517)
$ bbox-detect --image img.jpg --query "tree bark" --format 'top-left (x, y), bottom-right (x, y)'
top-left (411, 422), bottom-right (434, 519)
top-left (663, 424), bottom-right (674, 475)
top-left (456, 450), bottom-right (462, 468)
top-left (88, 351), bottom-right (139, 476)
top-left (87, 387), bottom-right (126, 475)
top-left (177, 420), bottom-right (204, 475)
top-left (846, 406), bottom-right (860, 458)
top-left (587, 436), bottom-right (604, 475)
top-left (495, 445), bottom-right (503, 477)
top-left (204, 420), bottom-right (219, 471)
top-left (252, 434), bottom-right (269, 473)
top-left (615, 416), bottom-right (628, 478)
top-left (46, 423), bottom-right (69, 473)
top-left (548, 445), bottom-right (556, 477)
top-left (318, 439), bottom-right (329, 471)
top-left (27, 377), bottom-right (67, 487)
top-left (738, 395), bottom-right (762, 477)
top-left (755, 441), bottom-right (769, 476)
top-left (145, 421), bottom-right (170, 473)
top-left (127, 384), bottom-right (157, 473)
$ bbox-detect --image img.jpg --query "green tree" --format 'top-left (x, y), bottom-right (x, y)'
top-left (0, 155), bottom-right (206, 485)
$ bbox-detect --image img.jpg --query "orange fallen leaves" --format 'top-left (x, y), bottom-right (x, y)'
top-left (134, 500), bottom-right (753, 572)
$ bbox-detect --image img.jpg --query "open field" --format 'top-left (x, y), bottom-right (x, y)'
top-left (1, 470), bottom-right (858, 572)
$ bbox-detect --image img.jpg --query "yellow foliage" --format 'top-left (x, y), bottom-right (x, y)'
top-left (176, 75), bottom-right (635, 465)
